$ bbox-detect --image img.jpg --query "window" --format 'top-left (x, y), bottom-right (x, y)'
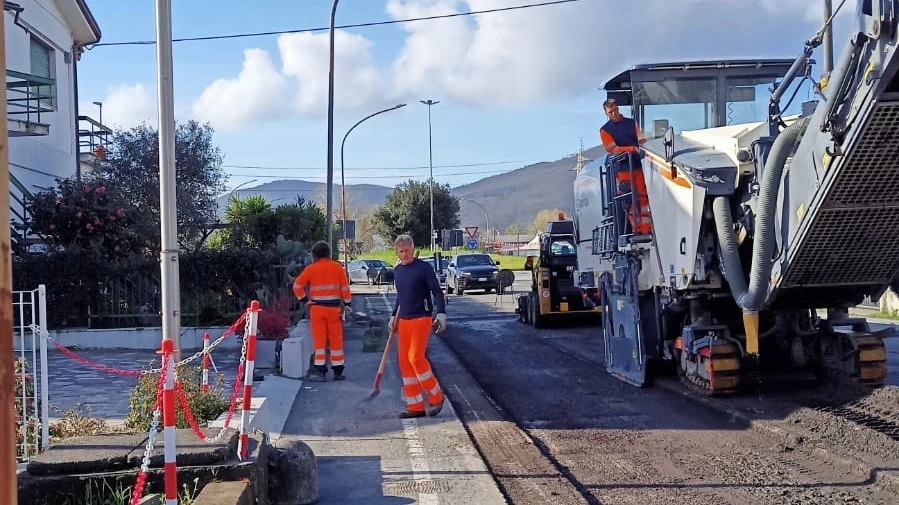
top-left (30, 38), bottom-right (55, 109)
top-left (633, 77), bottom-right (716, 137)
top-left (725, 75), bottom-right (811, 125)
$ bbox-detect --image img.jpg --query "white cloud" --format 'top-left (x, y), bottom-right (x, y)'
top-left (191, 48), bottom-right (289, 130)
top-left (185, 0), bottom-right (846, 128)
top-left (278, 30), bottom-right (387, 118)
top-left (97, 84), bottom-right (156, 129)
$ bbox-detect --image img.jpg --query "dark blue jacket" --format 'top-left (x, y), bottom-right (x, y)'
top-left (393, 259), bottom-right (446, 319)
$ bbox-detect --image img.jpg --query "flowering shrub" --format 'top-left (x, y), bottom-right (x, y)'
top-left (236, 294), bottom-right (294, 340)
top-left (23, 178), bottom-right (142, 257)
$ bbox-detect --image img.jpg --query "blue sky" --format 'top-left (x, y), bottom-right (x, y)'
top-left (75, 0), bottom-right (849, 195)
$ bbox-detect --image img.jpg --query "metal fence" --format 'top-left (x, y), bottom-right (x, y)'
top-left (13, 285), bottom-right (49, 461)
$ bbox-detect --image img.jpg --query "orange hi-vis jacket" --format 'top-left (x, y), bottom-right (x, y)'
top-left (293, 258), bottom-right (352, 307)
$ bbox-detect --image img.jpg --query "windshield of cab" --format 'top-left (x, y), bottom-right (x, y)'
top-left (633, 73), bottom-right (812, 138)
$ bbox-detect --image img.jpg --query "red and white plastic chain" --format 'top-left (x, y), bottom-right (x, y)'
top-left (129, 356), bottom-right (166, 505)
top-left (171, 327), bottom-right (248, 444)
top-left (47, 310), bottom-right (249, 377)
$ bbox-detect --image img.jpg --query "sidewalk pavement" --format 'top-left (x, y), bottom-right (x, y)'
top-left (274, 292), bottom-right (508, 505)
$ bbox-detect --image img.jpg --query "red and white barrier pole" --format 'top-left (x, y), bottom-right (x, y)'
top-left (201, 332), bottom-right (210, 392)
top-left (238, 301), bottom-right (260, 460)
top-left (159, 339), bottom-right (178, 505)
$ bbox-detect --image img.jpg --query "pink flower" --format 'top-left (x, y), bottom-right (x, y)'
top-left (109, 215), bottom-right (116, 222)
top-left (83, 186), bottom-right (91, 193)
top-left (116, 208), bottom-right (125, 217)
top-left (49, 224), bottom-right (55, 230)
top-left (93, 218), bottom-right (101, 225)
top-left (75, 211), bottom-right (82, 219)
top-left (96, 187), bottom-right (106, 195)
top-left (85, 223), bottom-right (93, 230)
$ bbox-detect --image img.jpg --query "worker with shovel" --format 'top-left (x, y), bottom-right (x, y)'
top-left (389, 234), bottom-right (447, 419)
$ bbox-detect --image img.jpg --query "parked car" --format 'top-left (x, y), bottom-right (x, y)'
top-left (346, 259), bottom-right (395, 285)
top-left (446, 254), bottom-right (500, 295)
top-left (422, 257), bottom-right (449, 284)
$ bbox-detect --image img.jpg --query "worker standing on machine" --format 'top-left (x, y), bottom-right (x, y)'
top-left (599, 98), bottom-right (651, 234)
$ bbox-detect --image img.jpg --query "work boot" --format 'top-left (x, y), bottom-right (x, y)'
top-left (399, 410), bottom-right (426, 419)
top-left (306, 365), bottom-right (327, 382)
top-left (427, 398), bottom-right (445, 417)
top-left (332, 365), bottom-right (345, 381)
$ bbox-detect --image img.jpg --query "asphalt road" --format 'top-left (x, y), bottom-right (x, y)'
top-left (395, 286), bottom-right (899, 505)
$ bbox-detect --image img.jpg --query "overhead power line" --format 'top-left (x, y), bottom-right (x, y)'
top-left (89, 0), bottom-right (588, 48)
top-left (221, 159), bottom-right (542, 171)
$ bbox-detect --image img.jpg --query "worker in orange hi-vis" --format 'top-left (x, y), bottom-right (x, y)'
top-left (293, 241), bottom-right (352, 381)
top-left (389, 234), bottom-right (447, 419)
top-left (599, 98), bottom-right (651, 235)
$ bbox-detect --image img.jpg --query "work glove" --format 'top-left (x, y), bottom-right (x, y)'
top-left (433, 313), bottom-right (447, 334)
top-left (388, 316), bottom-right (397, 334)
top-left (343, 304), bottom-right (352, 317)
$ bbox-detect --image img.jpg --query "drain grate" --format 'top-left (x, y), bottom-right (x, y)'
top-left (382, 478), bottom-right (450, 495)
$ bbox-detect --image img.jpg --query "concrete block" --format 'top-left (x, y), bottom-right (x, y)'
top-left (209, 376), bottom-right (301, 440)
top-left (282, 322), bottom-right (312, 378)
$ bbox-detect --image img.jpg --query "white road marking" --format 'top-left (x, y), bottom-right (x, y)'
top-left (401, 419), bottom-right (440, 504)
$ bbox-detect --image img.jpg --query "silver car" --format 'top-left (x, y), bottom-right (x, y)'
top-left (346, 259), bottom-right (395, 285)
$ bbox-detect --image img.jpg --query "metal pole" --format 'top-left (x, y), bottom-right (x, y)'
top-left (420, 100), bottom-right (439, 251)
top-left (0, 11), bottom-right (17, 505)
top-left (340, 104), bottom-right (406, 267)
top-left (460, 198), bottom-right (489, 247)
top-left (326, 0), bottom-right (340, 249)
top-left (156, 0), bottom-right (181, 357)
top-left (823, 0), bottom-right (834, 74)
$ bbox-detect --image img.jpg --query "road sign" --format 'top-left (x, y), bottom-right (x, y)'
top-left (467, 238), bottom-right (478, 250)
top-left (465, 226), bottom-right (479, 238)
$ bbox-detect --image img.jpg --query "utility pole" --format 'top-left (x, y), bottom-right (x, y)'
top-left (155, 0), bottom-right (181, 358)
top-left (326, 0), bottom-right (340, 248)
top-left (420, 99), bottom-right (439, 251)
top-left (0, 8), bottom-right (17, 505)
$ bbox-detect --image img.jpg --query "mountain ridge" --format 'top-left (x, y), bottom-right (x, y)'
top-left (219, 145), bottom-right (607, 233)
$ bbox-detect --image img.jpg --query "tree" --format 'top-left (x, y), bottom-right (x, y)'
top-left (221, 195), bottom-right (275, 249)
top-left (98, 120), bottom-right (228, 252)
top-left (211, 194), bottom-right (327, 252)
top-left (22, 177), bottom-right (143, 258)
top-left (529, 208), bottom-right (566, 234)
top-left (371, 179), bottom-right (460, 247)
top-left (274, 196), bottom-right (328, 248)
top-left (505, 223), bottom-right (524, 235)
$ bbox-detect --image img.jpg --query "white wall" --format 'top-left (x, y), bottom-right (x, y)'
top-left (5, 0), bottom-right (80, 194)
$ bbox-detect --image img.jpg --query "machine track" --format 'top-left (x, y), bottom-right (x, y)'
top-left (675, 340), bottom-right (742, 396)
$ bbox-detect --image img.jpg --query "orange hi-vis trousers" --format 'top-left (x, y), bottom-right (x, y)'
top-left (397, 316), bottom-right (444, 413)
top-left (617, 168), bottom-right (651, 235)
top-left (309, 305), bottom-right (345, 367)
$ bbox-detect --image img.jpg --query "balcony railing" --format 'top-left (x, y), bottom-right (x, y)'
top-left (7, 69), bottom-right (54, 136)
top-left (78, 115), bottom-right (111, 161)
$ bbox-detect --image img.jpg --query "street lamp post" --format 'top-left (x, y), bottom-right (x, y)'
top-left (420, 99), bottom-right (439, 251)
top-left (459, 197), bottom-right (489, 248)
top-left (340, 103), bottom-right (406, 266)
top-left (326, 0), bottom-right (340, 248)
top-left (92, 101), bottom-right (102, 125)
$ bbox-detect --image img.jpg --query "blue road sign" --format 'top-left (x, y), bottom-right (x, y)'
top-left (467, 238), bottom-right (478, 250)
